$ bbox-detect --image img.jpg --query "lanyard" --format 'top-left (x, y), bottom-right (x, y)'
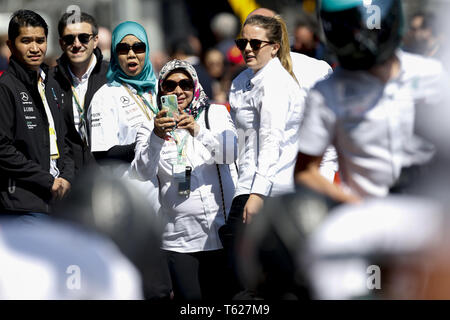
top-left (168, 106), bottom-right (205, 160)
top-left (173, 131), bottom-right (189, 162)
top-left (123, 85), bottom-right (158, 121)
top-left (38, 75), bottom-right (60, 160)
top-left (71, 85), bottom-right (85, 117)
top-left (71, 85), bottom-right (89, 146)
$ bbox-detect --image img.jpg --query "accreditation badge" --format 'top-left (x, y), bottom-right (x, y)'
top-left (49, 127), bottom-right (60, 160)
top-left (172, 160), bottom-right (187, 182)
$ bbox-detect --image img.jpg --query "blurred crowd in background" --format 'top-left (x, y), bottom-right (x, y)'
top-left (1, 0), bottom-right (447, 103)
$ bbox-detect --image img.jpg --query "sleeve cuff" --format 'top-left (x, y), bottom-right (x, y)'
top-left (250, 172), bottom-right (273, 196)
top-left (150, 130), bottom-right (166, 147)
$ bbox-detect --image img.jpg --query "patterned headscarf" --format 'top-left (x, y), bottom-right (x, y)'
top-left (106, 21), bottom-right (157, 95)
top-left (157, 59), bottom-right (210, 119)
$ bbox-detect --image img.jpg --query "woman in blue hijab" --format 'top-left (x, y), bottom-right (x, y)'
top-left (87, 21), bottom-right (169, 298)
top-left (106, 21), bottom-right (157, 95)
top-left (89, 21), bottom-right (159, 164)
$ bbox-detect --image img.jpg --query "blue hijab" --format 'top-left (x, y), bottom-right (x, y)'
top-left (106, 21), bottom-right (157, 95)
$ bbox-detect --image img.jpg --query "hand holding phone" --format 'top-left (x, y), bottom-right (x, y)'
top-left (160, 94), bottom-right (179, 119)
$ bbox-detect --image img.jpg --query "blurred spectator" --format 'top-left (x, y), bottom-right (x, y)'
top-left (0, 34), bottom-right (10, 74)
top-left (291, 14), bottom-right (337, 68)
top-left (204, 48), bottom-right (227, 104)
top-left (403, 12), bottom-right (443, 58)
top-left (291, 15), bottom-right (320, 58)
top-left (97, 26), bottom-right (112, 61)
top-left (169, 35), bottom-right (213, 98)
top-left (150, 49), bottom-right (169, 76)
top-left (211, 12), bottom-right (240, 58)
top-left (43, 54), bottom-right (58, 68)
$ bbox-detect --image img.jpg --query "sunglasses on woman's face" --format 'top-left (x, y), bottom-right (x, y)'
top-left (116, 42), bottom-right (146, 55)
top-left (235, 38), bottom-right (274, 51)
top-left (62, 33), bottom-right (93, 45)
top-left (161, 79), bottom-right (194, 92)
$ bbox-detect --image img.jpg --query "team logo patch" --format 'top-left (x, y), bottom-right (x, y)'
top-left (120, 96), bottom-right (130, 104)
top-left (20, 92), bottom-right (29, 102)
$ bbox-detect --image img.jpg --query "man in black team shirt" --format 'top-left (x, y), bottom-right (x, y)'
top-left (0, 10), bottom-right (73, 220)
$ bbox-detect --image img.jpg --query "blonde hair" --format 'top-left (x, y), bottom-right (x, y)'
top-left (243, 14), bottom-right (299, 84)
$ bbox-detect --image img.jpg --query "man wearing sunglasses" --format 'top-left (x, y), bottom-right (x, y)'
top-left (52, 12), bottom-right (109, 177)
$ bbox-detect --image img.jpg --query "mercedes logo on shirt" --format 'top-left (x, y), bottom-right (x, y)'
top-left (20, 92), bottom-right (29, 102)
top-left (120, 96), bottom-right (130, 105)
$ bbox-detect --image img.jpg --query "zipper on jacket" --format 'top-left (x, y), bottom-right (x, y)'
top-left (8, 178), bottom-right (16, 194)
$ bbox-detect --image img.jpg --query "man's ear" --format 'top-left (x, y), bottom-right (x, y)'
top-left (59, 38), bottom-right (65, 51)
top-left (6, 39), bottom-right (13, 52)
top-left (93, 34), bottom-right (99, 49)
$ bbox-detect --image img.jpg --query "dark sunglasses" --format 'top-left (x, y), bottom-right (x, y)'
top-left (161, 79), bottom-right (194, 92)
top-left (116, 42), bottom-right (146, 55)
top-left (235, 38), bottom-right (274, 51)
top-left (62, 33), bottom-right (94, 45)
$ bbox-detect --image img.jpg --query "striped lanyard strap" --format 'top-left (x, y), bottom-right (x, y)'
top-left (173, 130), bottom-right (190, 163)
top-left (38, 74), bottom-right (60, 160)
top-left (71, 85), bottom-right (90, 146)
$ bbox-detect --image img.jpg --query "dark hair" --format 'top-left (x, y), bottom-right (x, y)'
top-left (244, 14), bottom-right (298, 84)
top-left (58, 11), bottom-right (98, 37)
top-left (8, 9), bottom-right (48, 43)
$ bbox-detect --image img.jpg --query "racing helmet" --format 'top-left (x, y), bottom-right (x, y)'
top-left (319, 0), bottom-right (404, 70)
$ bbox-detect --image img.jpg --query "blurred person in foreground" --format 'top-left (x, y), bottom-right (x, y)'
top-left (305, 195), bottom-right (449, 299)
top-left (0, 168), bottom-right (166, 299)
top-left (294, 0), bottom-right (449, 203)
top-left (0, 10), bottom-right (73, 221)
top-left (132, 59), bottom-right (237, 300)
top-left (52, 11), bottom-right (108, 177)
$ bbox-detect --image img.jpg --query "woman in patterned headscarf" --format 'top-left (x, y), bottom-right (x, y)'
top-left (132, 59), bottom-right (238, 301)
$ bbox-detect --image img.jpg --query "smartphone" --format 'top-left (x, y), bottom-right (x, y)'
top-left (160, 94), bottom-right (178, 118)
top-left (178, 166), bottom-right (192, 196)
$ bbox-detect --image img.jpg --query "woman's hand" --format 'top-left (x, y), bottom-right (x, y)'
top-left (243, 194), bottom-right (265, 224)
top-left (154, 109), bottom-right (176, 139)
top-left (176, 107), bottom-right (200, 137)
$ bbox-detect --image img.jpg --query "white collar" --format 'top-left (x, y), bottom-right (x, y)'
top-left (250, 57), bottom-right (280, 85)
top-left (68, 54), bottom-right (97, 83)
